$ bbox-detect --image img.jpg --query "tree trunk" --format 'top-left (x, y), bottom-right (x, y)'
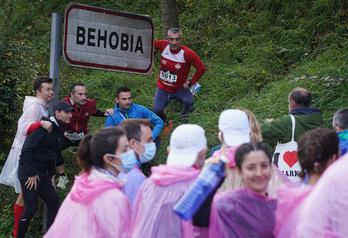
top-left (161, 0), bottom-right (179, 39)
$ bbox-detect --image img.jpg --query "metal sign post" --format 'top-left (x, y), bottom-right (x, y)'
top-left (49, 12), bottom-right (63, 115)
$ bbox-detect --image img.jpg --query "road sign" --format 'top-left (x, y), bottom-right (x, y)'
top-left (63, 2), bottom-right (154, 75)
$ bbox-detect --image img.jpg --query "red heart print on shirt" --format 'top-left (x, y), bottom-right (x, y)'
top-left (283, 151), bottom-right (298, 168)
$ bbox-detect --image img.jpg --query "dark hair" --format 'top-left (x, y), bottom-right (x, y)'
top-left (116, 87), bottom-right (131, 98)
top-left (297, 127), bottom-right (339, 179)
top-left (235, 142), bottom-right (272, 170)
top-left (290, 87), bottom-right (311, 108)
top-left (70, 82), bottom-right (85, 94)
top-left (168, 28), bottom-right (182, 36)
top-left (77, 127), bottom-right (125, 171)
top-left (120, 118), bottom-right (151, 141)
top-left (33, 76), bottom-right (52, 93)
top-left (333, 108), bottom-right (348, 131)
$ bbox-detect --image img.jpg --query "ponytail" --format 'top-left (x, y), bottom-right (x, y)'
top-left (297, 127), bottom-right (339, 179)
top-left (76, 127), bottom-right (126, 172)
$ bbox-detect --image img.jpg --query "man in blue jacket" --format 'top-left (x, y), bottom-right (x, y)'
top-left (105, 87), bottom-right (164, 146)
top-left (333, 107), bottom-right (348, 156)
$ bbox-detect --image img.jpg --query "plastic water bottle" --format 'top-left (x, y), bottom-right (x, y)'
top-left (188, 78), bottom-right (201, 95)
top-left (173, 161), bottom-right (225, 221)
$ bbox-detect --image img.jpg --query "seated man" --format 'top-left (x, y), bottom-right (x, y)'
top-left (118, 119), bottom-right (157, 208)
top-left (333, 107), bottom-right (348, 156)
top-left (130, 124), bottom-right (207, 238)
top-left (105, 87), bottom-right (163, 147)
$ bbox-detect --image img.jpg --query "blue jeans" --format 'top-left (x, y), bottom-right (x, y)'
top-left (153, 87), bottom-right (194, 124)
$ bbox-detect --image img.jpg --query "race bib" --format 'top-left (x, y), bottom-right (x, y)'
top-left (160, 67), bottom-right (177, 84)
top-left (64, 130), bottom-right (84, 141)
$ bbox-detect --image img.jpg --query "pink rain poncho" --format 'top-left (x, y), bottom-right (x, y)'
top-left (274, 182), bottom-right (312, 237)
top-left (0, 96), bottom-right (48, 193)
top-left (283, 153), bottom-right (348, 237)
top-left (208, 187), bottom-right (277, 238)
top-left (44, 168), bottom-right (131, 238)
top-left (119, 165), bottom-right (146, 209)
top-left (130, 164), bottom-right (200, 238)
top-left (212, 146), bottom-right (289, 196)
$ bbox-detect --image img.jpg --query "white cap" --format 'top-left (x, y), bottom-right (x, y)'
top-left (219, 109), bottom-right (250, 147)
top-left (167, 124), bottom-right (207, 167)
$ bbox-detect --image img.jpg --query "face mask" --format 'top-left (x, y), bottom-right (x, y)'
top-left (135, 141), bottom-right (157, 163)
top-left (106, 150), bottom-right (136, 174)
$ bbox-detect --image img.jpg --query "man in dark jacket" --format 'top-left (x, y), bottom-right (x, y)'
top-left (17, 101), bottom-right (73, 238)
top-left (261, 87), bottom-right (324, 144)
top-left (261, 87), bottom-right (324, 181)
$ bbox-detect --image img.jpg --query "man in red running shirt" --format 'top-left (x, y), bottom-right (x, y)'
top-left (153, 28), bottom-right (206, 125)
top-left (56, 82), bottom-right (114, 188)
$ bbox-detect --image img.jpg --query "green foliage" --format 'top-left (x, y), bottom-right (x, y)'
top-left (0, 0), bottom-right (347, 236)
top-left (0, 39), bottom-right (35, 152)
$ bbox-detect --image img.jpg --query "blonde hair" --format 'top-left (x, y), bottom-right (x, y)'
top-left (238, 108), bottom-right (262, 142)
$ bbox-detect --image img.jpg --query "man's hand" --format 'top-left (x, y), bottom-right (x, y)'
top-left (204, 156), bottom-right (221, 167)
top-left (25, 175), bottom-right (40, 190)
top-left (51, 176), bottom-right (56, 190)
top-left (182, 81), bottom-right (190, 89)
top-left (265, 118), bottom-right (274, 122)
top-left (104, 108), bottom-right (114, 116)
top-left (41, 121), bottom-right (52, 133)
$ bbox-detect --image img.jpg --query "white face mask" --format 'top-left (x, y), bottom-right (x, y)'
top-left (135, 141), bottom-right (157, 163)
top-left (106, 150), bottom-right (136, 174)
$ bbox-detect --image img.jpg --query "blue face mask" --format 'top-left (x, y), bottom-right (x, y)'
top-left (106, 150), bottom-right (136, 174)
top-left (135, 141), bottom-right (157, 163)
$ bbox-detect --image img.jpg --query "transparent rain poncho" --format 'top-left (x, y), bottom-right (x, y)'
top-left (119, 164), bottom-right (147, 209)
top-left (208, 187), bottom-right (277, 238)
top-left (278, 153), bottom-right (348, 237)
top-left (0, 96), bottom-right (48, 193)
top-left (274, 182), bottom-right (312, 237)
top-left (130, 164), bottom-right (200, 238)
top-left (44, 168), bottom-right (131, 238)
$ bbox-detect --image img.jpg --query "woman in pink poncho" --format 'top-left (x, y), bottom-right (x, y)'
top-left (274, 127), bottom-right (340, 237)
top-left (200, 142), bottom-right (276, 238)
top-left (44, 127), bottom-right (136, 238)
top-left (208, 142), bottom-right (277, 238)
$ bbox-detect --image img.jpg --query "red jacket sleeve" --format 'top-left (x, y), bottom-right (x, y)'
top-left (26, 121), bottom-right (42, 135)
top-left (154, 40), bottom-right (168, 52)
top-left (184, 49), bottom-right (206, 85)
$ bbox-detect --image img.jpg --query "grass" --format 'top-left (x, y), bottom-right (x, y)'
top-left (0, 0), bottom-right (347, 236)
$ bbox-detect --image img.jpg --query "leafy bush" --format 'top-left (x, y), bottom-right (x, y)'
top-left (0, 0), bottom-right (347, 237)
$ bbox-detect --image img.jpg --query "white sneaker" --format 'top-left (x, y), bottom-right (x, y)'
top-left (56, 175), bottom-right (69, 189)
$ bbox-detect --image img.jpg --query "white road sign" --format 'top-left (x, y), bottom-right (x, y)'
top-left (63, 2), bottom-right (154, 75)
